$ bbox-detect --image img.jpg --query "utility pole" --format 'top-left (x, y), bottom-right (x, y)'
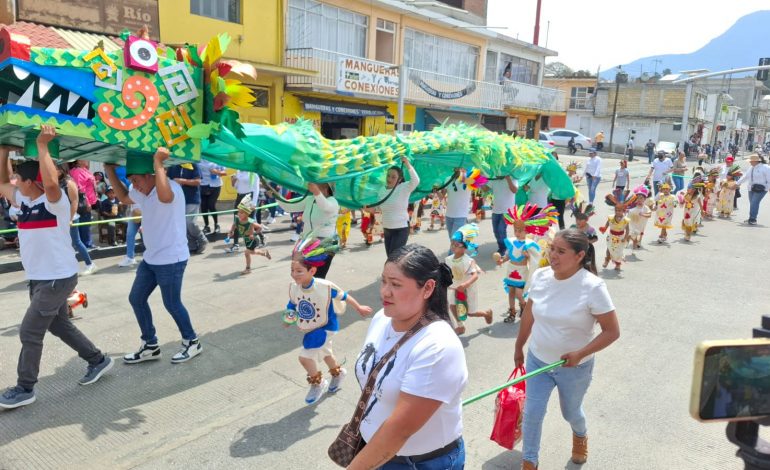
top-left (652, 59), bottom-right (662, 75)
top-left (609, 68), bottom-right (625, 154)
top-left (533, 0), bottom-right (542, 45)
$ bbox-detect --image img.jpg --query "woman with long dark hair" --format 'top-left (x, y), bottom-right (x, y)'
top-left (375, 156), bottom-right (420, 257)
top-left (515, 229), bottom-right (620, 470)
top-left (348, 244), bottom-right (467, 469)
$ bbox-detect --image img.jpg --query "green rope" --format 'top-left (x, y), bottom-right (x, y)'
top-left (0, 199), bottom-right (299, 235)
top-left (461, 359), bottom-right (566, 407)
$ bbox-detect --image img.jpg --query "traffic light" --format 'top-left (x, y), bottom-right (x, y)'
top-left (758, 58), bottom-right (770, 81)
top-left (717, 125), bottom-right (726, 131)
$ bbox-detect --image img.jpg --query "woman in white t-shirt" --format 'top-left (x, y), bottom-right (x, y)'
top-left (514, 228), bottom-right (620, 470)
top-left (374, 156), bottom-right (420, 257)
top-left (349, 244), bottom-right (468, 469)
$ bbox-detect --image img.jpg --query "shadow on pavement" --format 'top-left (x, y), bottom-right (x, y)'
top-left (480, 449), bottom-right (521, 469)
top-left (229, 406), bottom-right (337, 458)
top-left (0, 279), bottom-right (28, 293)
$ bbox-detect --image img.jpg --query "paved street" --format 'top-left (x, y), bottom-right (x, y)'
top-left (1, 159), bottom-right (769, 469)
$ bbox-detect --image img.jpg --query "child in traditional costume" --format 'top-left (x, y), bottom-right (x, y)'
top-left (680, 176), bottom-right (705, 242)
top-left (335, 207), bottom-right (352, 249)
top-left (570, 203), bottom-right (599, 273)
top-left (495, 204), bottom-right (555, 322)
top-left (653, 182), bottom-right (677, 243)
top-left (428, 188), bottom-right (446, 230)
top-left (225, 195), bottom-right (271, 274)
top-left (600, 194), bottom-right (633, 270)
top-left (717, 165), bottom-right (742, 218)
top-left (627, 185), bottom-right (653, 249)
top-left (702, 168), bottom-right (720, 219)
top-left (284, 235), bottom-right (372, 405)
top-left (446, 224), bottom-right (494, 335)
top-left (359, 208), bottom-right (384, 245)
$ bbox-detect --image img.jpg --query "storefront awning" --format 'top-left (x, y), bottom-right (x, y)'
top-left (300, 97), bottom-right (392, 117)
top-left (425, 110), bottom-right (482, 126)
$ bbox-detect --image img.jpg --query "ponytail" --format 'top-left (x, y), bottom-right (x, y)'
top-left (556, 228), bottom-right (596, 275)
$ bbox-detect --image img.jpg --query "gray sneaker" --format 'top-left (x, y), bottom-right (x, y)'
top-left (305, 379), bottom-right (328, 405)
top-left (0, 386), bottom-right (36, 409)
top-left (79, 355), bottom-right (114, 386)
top-left (328, 368), bottom-right (347, 393)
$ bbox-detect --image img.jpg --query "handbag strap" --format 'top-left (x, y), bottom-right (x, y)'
top-left (346, 314), bottom-right (436, 432)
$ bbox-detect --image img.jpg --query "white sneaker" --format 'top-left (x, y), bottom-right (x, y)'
top-left (123, 341), bottom-right (161, 364)
top-left (171, 338), bottom-right (202, 364)
top-left (118, 257), bottom-right (137, 267)
top-left (290, 233), bottom-right (300, 242)
top-left (305, 379), bottom-right (328, 404)
top-left (81, 263), bottom-right (97, 276)
top-left (267, 217), bottom-right (276, 224)
top-left (328, 368), bottom-right (347, 393)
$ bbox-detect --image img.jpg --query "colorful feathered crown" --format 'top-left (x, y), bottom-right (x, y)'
top-left (727, 164), bottom-right (742, 178)
top-left (659, 182), bottom-right (672, 190)
top-left (504, 203), bottom-right (558, 235)
top-left (565, 161), bottom-right (581, 173)
top-left (452, 223), bottom-right (480, 256)
top-left (292, 232), bottom-right (339, 267)
top-left (463, 168), bottom-right (488, 190)
top-left (688, 175), bottom-right (705, 189)
top-left (632, 184), bottom-right (650, 198)
top-left (570, 202), bottom-right (595, 219)
top-left (604, 193), bottom-right (637, 210)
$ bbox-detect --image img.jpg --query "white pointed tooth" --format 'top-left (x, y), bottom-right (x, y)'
top-left (45, 95), bottom-right (61, 113)
top-left (12, 66), bottom-right (30, 80)
top-left (37, 78), bottom-right (53, 98)
top-left (78, 104), bottom-right (90, 119)
top-left (17, 83), bottom-right (35, 107)
top-left (66, 92), bottom-right (81, 110)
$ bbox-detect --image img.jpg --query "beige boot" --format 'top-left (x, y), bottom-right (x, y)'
top-left (572, 433), bottom-right (588, 464)
top-left (521, 460), bottom-right (538, 470)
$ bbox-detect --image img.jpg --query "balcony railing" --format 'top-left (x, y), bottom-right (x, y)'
top-left (285, 48), bottom-right (565, 114)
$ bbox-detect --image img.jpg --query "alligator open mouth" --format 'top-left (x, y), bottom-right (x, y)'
top-left (0, 61), bottom-right (95, 122)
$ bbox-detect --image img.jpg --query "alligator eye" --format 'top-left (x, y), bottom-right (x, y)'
top-left (125, 37), bottom-right (158, 73)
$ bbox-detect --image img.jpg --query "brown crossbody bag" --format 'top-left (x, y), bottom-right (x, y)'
top-left (327, 314), bottom-right (435, 467)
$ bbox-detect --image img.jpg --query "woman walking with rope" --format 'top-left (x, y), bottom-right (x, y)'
top-left (372, 156), bottom-right (420, 257)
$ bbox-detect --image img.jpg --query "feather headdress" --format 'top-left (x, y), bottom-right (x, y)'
top-left (451, 223), bottom-right (480, 256)
top-left (463, 168), bottom-right (488, 190)
top-left (504, 203), bottom-right (558, 235)
top-left (632, 184), bottom-right (650, 198)
top-left (569, 202), bottom-right (596, 220)
top-left (292, 232), bottom-right (339, 267)
top-left (727, 163), bottom-right (743, 178)
top-left (565, 161), bottom-right (581, 173)
top-left (604, 193), bottom-right (638, 210)
top-left (688, 175), bottom-right (705, 189)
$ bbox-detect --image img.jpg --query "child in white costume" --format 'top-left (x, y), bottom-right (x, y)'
top-left (627, 185), bottom-right (652, 249)
top-left (446, 223), bottom-right (493, 335)
top-left (284, 235), bottom-right (372, 405)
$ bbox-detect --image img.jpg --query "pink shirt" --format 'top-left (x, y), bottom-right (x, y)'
top-left (69, 167), bottom-right (97, 205)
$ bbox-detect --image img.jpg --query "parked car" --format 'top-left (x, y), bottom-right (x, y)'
top-left (547, 129), bottom-right (592, 150)
top-left (538, 132), bottom-right (556, 150)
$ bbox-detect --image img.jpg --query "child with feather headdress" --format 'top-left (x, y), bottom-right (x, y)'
top-left (446, 223), bottom-right (493, 335)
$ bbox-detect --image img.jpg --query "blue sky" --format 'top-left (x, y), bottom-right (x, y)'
top-left (487, 0), bottom-right (769, 71)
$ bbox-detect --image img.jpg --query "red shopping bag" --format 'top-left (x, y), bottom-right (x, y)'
top-left (490, 366), bottom-right (526, 449)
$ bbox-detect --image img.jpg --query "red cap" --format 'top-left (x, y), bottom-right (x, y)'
top-left (726, 155), bottom-right (735, 162)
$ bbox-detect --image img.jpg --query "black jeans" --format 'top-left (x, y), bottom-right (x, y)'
top-left (384, 227), bottom-right (410, 258)
top-left (550, 199), bottom-right (566, 230)
top-left (200, 186), bottom-right (221, 227)
top-left (314, 253), bottom-right (335, 279)
top-left (19, 275), bottom-right (103, 390)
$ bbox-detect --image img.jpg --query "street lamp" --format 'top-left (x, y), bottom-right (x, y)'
top-left (608, 67), bottom-right (627, 154)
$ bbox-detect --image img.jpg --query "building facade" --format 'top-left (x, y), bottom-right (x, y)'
top-left (542, 77), bottom-right (597, 133)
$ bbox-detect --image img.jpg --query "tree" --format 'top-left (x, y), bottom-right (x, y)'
top-left (545, 61), bottom-right (574, 77)
top-left (662, 68), bottom-right (672, 76)
top-left (572, 70), bottom-right (593, 78)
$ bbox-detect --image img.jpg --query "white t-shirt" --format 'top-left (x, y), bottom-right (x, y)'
top-left (378, 166), bottom-right (420, 229)
top-left (445, 183), bottom-right (471, 219)
top-left (584, 156), bottom-right (601, 177)
top-left (650, 158), bottom-right (673, 182)
top-left (355, 310), bottom-right (468, 456)
top-left (488, 178), bottom-right (518, 214)
top-left (233, 170), bottom-right (260, 198)
top-left (527, 267), bottom-right (615, 364)
top-left (15, 189), bottom-right (79, 280)
top-left (278, 193), bottom-right (339, 238)
top-left (129, 181), bottom-right (189, 265)
top-left (527, 176), bottom-right (550, 207)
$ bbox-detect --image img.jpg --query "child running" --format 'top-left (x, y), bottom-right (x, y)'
top-left (702, 168), bottom-right (719, 219)
top-left (429, 188), bottom-right (446, 230)
top-left (570, 202), bottom-right (599, 273)
top-left (653, 182), bottom-right (677, 243)
top-left (284, 235), bottom-right (372, 404)
top-left (446, 223), bottom-right (493, 335)
top-left (717, 164), bottom-right (742, 218)
top-left (225, 195), bottom-right (270, 274)
top-left (627, 185), bottom-right (653, 249)
top-left (680, 177), bottom-right (705, 242)
top-left (495, 204), bottom-right (554, 322)
top-left (600, 194), bottom-right (632, 271)
top-left (336, 207), bottom-right (352, 249)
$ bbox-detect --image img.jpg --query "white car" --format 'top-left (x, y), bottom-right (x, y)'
top-left (546, 129), bottom-right (592, 150)
top-left (538, 132), bottom-right (556, 150)
top-left (657, 141), bottom-right (677, 155)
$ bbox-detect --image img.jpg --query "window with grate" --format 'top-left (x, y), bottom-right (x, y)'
top-left (190, 0), bottom-right (240, 23)
top-left (287, 0), bottom-right (368, 58)
top-left (569, 87), bottom-right (595, 109)
top-left (404, 28), bottom-right (479, 80)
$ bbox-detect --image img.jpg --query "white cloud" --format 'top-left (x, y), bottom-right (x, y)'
top-left (487, 0), bottom-right (769, 72)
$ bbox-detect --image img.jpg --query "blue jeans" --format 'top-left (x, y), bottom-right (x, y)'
top-left (522, 352), bottom-right (594, 466)
top-left (78, 210), bottom-right (93, 247)
top-left (585, 175), bottom-right (601, 204)
top-left (128, 260), bottom-right (196, 343)
top-left (69, 225), bottom-right (93, 266)
top-left (126, 220), bottom-right (140, 259)
top-left (379, 438), bottom-right (465, 470)
top-left (492, 213), bottom-right (508, 255)
top-left (445, 216), bottom-right (467, 252)
top-left (647, 150), bottom-right (654, 164)
top-left (672, 175), bottom-right (685, 195)
top-left (749, 189), bottom-right (767, 222)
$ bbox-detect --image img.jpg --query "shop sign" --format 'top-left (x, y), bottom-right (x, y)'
top-left (411, 75), bottom-right (476, 100)
top-left (303, 101), bottom-right (387, 118)
top-left (17, 0), bottom-right (160, 40)
top-left (336, 57), bottom-right (399, 98)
